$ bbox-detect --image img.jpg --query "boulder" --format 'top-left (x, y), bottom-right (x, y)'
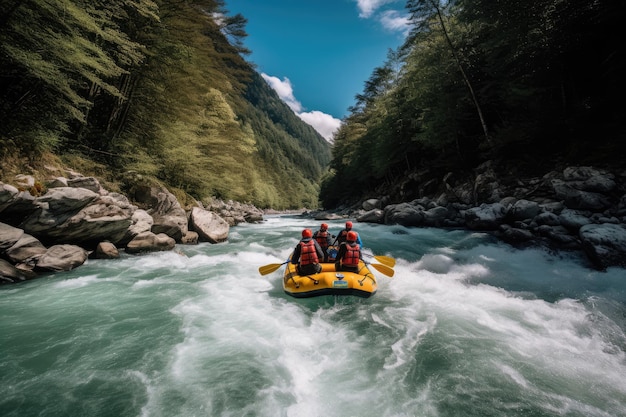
top-left (0, 222), bottom-right (24, 251)
top-left (384, 203), bottom-right (425, 227)
top-left (509, 199), bottom-right (541, 221)
top-left (563, 166), bottom-right (616, 193)
top-left (121, 209), bottom-right (153, 244)
top-left (362, 199), bottom-right (380, 211)
top-left (552, 180), bottom-right (612, 211)
top-left (67, 176), bottom-right (106, 194)
top-left (464, 203), bottom-right (506, 230)
top-left (0, 259), bottom-right (37, 284)
top-left (579, 224), bottom-right (626, 269)
top-left (5, 233), bottom-right (47, 265)
top-left (21, 193), bottom-right (135, 247)
top-left (423, 206), bottom-right (449, 227)
top-left (1, 190), bottom-right (37, 224)
top-left (47, 177), bottom-right (68, 188)
top-left (559, 209), bottom-right (592, 232)
top-left (534, 211), bottom-right (561, 226)
top-left (0, 182), bottom-right (19, 213)
top-left (357, 209), bottom-right (385, 224)
top-left (35, 244), bottom-right (88, 272)
top-left (34, 187), bottom-right (99, 213)
top-left (499, 224), bottom-right (535, 243)
top-left (93, 241), bottom-right (120, 259)
top-left (181, 231), bottom-right (199, 245)
top-left (189, 207), bottom-right (229, 243)
top-left (126, 231), bottom-right (176, 254)
top-left (135, 186), bottom-right (188, 241)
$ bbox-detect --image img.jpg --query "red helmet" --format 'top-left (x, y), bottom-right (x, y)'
top-left (347, 231), bottom-right (357, 242)
top-left (321, 223), bottom-right (328, 231)
top-left (302, 228), bottom-right (313, 238)
top-left (346, 221), bottom-right (353, 229)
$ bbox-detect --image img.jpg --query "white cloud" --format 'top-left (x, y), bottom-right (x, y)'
top-left (355, 0), bottom-right (396, 19)
top-left (354, 1), bottom-right (409, 37)
top-left (261, 73), bottom-right (302, 113)
top-left (262, 73), bottom-right (341, 142)
top-left (379, 10), bottom-right (410, 36)
top-left (297, 111), bottom-right (342, 142)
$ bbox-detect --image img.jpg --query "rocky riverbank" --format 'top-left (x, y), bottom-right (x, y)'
top-left (2, 163), bottom-right (625, 284)
top-left (315, 163), bottom-right (626, 271)
top-left (0, 169), bottom-right (264, 284)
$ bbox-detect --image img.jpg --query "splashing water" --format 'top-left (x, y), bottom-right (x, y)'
top-left (1, 216), bottom-right (625, 417)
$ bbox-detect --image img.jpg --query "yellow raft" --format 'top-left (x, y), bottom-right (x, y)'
top-left (283, 259), bottom-right (377, 298)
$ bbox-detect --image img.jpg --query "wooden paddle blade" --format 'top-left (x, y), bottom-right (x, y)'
top-left (370, 263), bottom-right (395, 277)
top-left (374, 255), bottom-right (396, 267)
top-left (258, 262), bottom-right (286, 276)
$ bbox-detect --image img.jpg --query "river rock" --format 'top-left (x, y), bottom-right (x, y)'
top-left (189, 207), bottom-right (229, 243)
top-left (121, 209), bottom-right (153, 244)
top-left (0, 222), bottom-right (24, 251)
top-left (0, 183), bottom-right (19, 213)
top-left (423, 206), bottom-right (449, 227)
top-left (35, 187), bottom-right (99, 213)
top-left (384, 203), bottom-right (425, 227)
top-left (362, 199), bottom-right (380, 210)
top-left (21, 193), bottom-right (135, 247)
top-left (559, 209), bottom-right (592, 232)
top-left (0, 258), bottom-right (37, 283)
top-left (5, 233), bottom-right (47, 265)
top-left (464, 203), bottom-right (506, 230)
top-left (47, 177), bottom-right (68, 188)
top-left (126, 231), bottom-right (176, 254)
top-left (1, 189), bottom-right (37, 225)
top-left (93, 241), bottom-right (120, 259)
top-left (181, 231), bottom-right (199, 245)
top-left (563, 166), bottom-right (616, 193)
top-left (579, 224), bottom-right (626, 269)
top-left (35, 244), bottom-right (88, 272)
top-left (499, 224), bottom-right (535, 243)
top-left (67, 176), bottom-right (106, 194)
top-left (132, 185), bottom-right (188, 242)
top-left (509, 199), bottom-right (541, 221)
top-left (357, 209), bottom-right (385, 224)
top-left (552, 180), bottom-right (612, 211)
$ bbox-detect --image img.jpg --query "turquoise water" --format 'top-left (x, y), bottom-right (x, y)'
top-left (1, 216), bottom-right (625, 417)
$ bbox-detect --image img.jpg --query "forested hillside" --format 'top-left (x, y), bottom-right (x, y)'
top-left (0, 0), bottom-right (330, 209)
top-left (321, 0), bottom-right (625, 208)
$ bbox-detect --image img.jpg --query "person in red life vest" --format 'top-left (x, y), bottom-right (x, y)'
top-left (334, 231), bottom-right (362, 273)
top-left (312, 223), bottom-right (333, 262)
top-left (335, 221), bottom-right (362, 246)
top-left (291, 228), bottom-right (324, 275)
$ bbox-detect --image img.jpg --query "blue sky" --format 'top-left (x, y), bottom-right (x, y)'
top-left (223, 0), bottom-right (410, 141)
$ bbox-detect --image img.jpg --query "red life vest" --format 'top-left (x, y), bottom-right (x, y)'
top-left (299, 240), bottom-right (319, 265)
top-left (314, 230), bottom-right (329, 249)
top-left (343, 243), bottom-right (360, 266)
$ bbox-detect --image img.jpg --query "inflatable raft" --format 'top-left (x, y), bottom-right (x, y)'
top-left (283, 259), bottom-right (377, 298)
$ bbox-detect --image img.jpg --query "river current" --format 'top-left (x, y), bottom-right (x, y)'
top-left (1, 215), bottom-right (625, 417)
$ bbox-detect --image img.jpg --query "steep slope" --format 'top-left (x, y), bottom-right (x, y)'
top-left (0, 0), bottom-right (330, 209)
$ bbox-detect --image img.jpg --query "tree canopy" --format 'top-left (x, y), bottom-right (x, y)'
top-left (0, 0), bottom-right (330, 209)
top-left (321, 0), bottom-right (625, 207)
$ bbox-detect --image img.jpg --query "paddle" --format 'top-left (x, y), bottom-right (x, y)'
top-left (363, 253), bottom-right (396, 267)
top-left (258, 261), bottom-right (289, 276)
top-left (368, 262), bottom-right (395, 277)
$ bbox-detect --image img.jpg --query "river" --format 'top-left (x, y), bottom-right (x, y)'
top-left (1, 215), bottom-right (625, 417)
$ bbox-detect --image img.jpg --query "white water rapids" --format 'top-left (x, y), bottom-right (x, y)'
top-left (1, 215), bottom-right (625, 417)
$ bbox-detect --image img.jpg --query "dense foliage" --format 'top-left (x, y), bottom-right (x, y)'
top-left (321, 0), bottom-right (625, 208)
top-left (0, 0), bottom-right (330, 209)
